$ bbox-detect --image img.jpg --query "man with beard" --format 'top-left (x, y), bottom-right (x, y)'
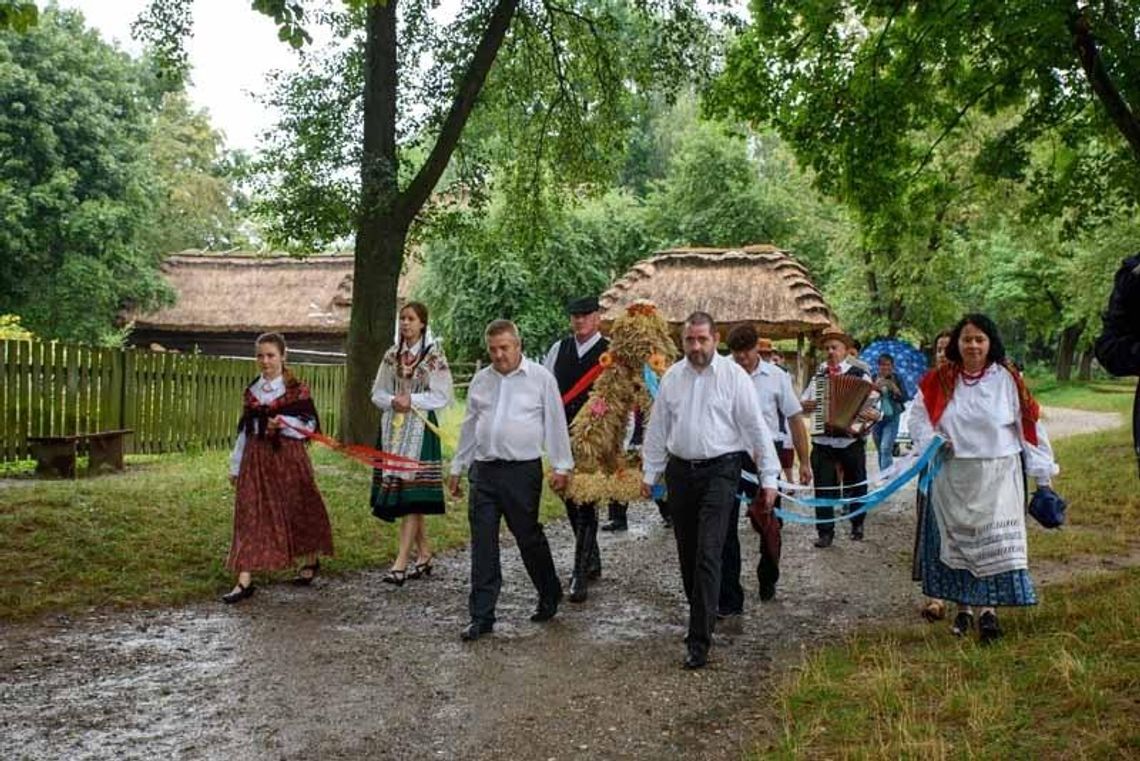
top-left (640, 312), bottom-right (780, 669)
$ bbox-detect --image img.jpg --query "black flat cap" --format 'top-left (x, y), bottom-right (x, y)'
top-left (567, 296), bottom-right (600, 315)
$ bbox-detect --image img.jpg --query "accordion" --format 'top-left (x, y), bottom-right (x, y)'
top-left (809, 372), bottom-right (874, 436)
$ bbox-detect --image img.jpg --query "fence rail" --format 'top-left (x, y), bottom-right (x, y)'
top-left (1, 340), bottom-right (346, 462)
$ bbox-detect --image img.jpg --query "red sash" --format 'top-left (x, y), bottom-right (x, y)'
top-left (917, 360), bottom-right (1040, 445)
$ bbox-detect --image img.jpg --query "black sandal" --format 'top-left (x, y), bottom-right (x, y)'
top-left (408, 556), bottom-right (434, 579)
top-left (292, 560), bottom-right (320, 586)
top-left (222, 582), bottom-right (256, 604)
top-left (382, 567), bottom-right (408, 587)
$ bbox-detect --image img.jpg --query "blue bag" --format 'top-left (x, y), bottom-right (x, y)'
top-left (1028, 486), bottom-right (1067, 529)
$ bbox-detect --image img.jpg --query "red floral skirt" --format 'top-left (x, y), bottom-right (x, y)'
top-left (226, 436), bottom-right (334, 572)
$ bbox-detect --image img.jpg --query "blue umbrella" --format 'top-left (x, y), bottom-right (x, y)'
top-left (860, 338), bottom-right (928, 397)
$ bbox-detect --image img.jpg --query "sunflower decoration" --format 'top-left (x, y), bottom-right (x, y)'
top-left (566, 300), bottom-right (677, 502)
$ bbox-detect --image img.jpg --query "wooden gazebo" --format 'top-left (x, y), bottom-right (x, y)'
top-left (598, 245), bottom-right (833, 384)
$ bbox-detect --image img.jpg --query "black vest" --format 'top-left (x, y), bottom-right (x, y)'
top-left (553, 335), bottom-right (610, 424)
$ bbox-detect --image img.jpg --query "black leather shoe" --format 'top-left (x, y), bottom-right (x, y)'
top-left (758, 581), bottom-right (776, 601)
top-left (683, 648), bottom-right (707, 670)
top-left (568, 575), bottom-right (588, 603)
top-left (530, 589), bottom-right (563, 622)
top-left (601, 520), bottom-right (628, 532)
top-left (850, 525), bottom-right (865, 541)
top-left (221, 582), bottom-right (256, 604)
top-left (978, 611), bottom-right (1002, 645)
top-left (814, 533), bottom-right (834, 548)
top-left (460, 621), bottom-right (494, 641)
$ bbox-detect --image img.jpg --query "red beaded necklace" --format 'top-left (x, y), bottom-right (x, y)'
top-left (960, 363), bottom-right (988, 387)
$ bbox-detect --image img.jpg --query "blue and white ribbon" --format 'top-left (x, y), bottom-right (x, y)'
top-left (740, 436), bottom-right (947, 525)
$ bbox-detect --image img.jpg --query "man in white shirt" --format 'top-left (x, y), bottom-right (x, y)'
top-left (801, 328), bottom-right (880, 547)
top-left (448, 320), bottom-right (574, 641)
top-left (640, 312), bottom-right (780, 669)
top-left (723, 325), bottom-right (812, 610)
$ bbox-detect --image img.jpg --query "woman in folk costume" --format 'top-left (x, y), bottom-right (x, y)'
top-left (224, 332), bottom-right (334, 604)
top-left (908, 314), bottom-right (1059, 643)
top-left (370, 301), bottom-right (454, 586)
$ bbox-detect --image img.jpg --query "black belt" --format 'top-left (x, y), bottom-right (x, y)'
top-left (476, 458), bottom-right (541, 467)
top-left (669, 452), bottom-right (742, 469)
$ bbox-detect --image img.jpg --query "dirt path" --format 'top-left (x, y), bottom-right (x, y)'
top-left (0, 406), bottom-right (1123, 760)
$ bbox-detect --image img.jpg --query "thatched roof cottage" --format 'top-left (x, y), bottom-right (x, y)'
top-left (126, 252), bottom-right (419, 361)
top-left (599, 245), bottom-right (834, 383)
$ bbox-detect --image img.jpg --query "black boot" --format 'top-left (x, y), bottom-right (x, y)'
top-left (583, 505), bottom-right (601, 580)
top-left (568, 502), bottom-right (589, 603)
top-left (601, 501), bottom-right (628, 532)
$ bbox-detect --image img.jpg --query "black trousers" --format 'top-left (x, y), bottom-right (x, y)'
top-left (718, 499), bottom-right (745, 615)
top-left (467, 459), bottom-right (561, 625)
top-left (810, 440), bottom-right (868, 537)
top-left (665, 452), bottom-right (742, 654)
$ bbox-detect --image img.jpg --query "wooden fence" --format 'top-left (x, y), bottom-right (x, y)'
top-left (0, 340), bottom-right (345, 462)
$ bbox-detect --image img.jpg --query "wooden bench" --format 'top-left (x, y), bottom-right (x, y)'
top-left (26, 429), bottom-right (134, 478)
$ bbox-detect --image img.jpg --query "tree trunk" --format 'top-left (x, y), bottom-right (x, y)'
top-left (1069, 9), bottom-right (1140, 164)
top-left (344, 0), bottom-right (402, 444)
top-left (1078, 349), bottom-right (1094, 381)
top-left (1055, 324), bottom-right (1083, 381)
top-left (342, 0), bottom-right (519, 443)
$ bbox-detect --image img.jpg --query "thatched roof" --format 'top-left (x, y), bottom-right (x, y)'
top-left (599, 245), bottom-right (832, 339)
top-left (131, 251), bottom-right (421, 334)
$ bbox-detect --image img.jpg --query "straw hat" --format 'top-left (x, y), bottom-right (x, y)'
top-left (817, 324), bottom-right (854, 348)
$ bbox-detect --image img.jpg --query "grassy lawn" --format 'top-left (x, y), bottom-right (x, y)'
top-left (1027, 376), bottom-right (1135, 414)
top-left (0, 402), bottom-right (568, 620)
top-left (754, 383), bottom-right (1140, 758)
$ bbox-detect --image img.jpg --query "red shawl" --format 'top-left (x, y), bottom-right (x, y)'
top-left (917, 360), bottom-right (1040, 446)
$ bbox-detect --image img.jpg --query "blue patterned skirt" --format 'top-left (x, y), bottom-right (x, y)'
top-left (920, 499), bottom-right (1037, 607)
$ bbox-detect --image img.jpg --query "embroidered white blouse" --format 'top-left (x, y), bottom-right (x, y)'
top-left (370, 339), bottom-right (454, 412)
top-left (228, 375), bottom-right (316, 477)
top-left (907, 364), bottom-right (1058, 483)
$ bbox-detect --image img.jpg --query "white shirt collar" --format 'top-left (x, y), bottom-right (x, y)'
top-left (401, 338), bottom-right (424, 356)
top-left (495, 357), bottom-right (530, 378)
top-left (259, 373), bottom-right (285, 388)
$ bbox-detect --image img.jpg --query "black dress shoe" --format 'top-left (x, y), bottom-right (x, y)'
top-left (758, 581), bottom-right (777, 601)
top-left (814, 533), bottom-right (834, 548)
top-left (850, 525), bottom-right (865, 541)
top-left (530, 589), bottom-right (563, 622)
top-left (221, 582), bottom-right (256, 604)
top-left (460, 621), bottom-right (494, 641)
top-left (683, 649), bottom-right (707, 669)
top-left (978, 611), bottom-right (1002, 645)
top-left (601, 520), bottom-right (628, 532)
top-left (568, 575), bottom-right (588, 603)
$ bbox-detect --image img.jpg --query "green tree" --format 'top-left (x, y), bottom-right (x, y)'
top-left (711, 1), bottom-right (1140, 345)
top-left (142, 91), bottom-right (247, 254)
top-left (139, 0), bottom-right (719, 442)
top-left (0, 9), bottom-right (172, 344)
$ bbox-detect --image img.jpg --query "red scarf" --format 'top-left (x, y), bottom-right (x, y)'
top-left (917, 360), bottom-right (1040, 446)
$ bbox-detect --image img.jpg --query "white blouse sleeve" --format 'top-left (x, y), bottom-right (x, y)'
top-left (907, 389), bottom-right (935, 452)
top-left (1022, 420), bottom-right (1059, 484)
top-left (371, 355), bottom-right (395, 411)
top-left (229, 430), bottom-right (246, 477)
top-left (410, 352), bottom-right (454, 411)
